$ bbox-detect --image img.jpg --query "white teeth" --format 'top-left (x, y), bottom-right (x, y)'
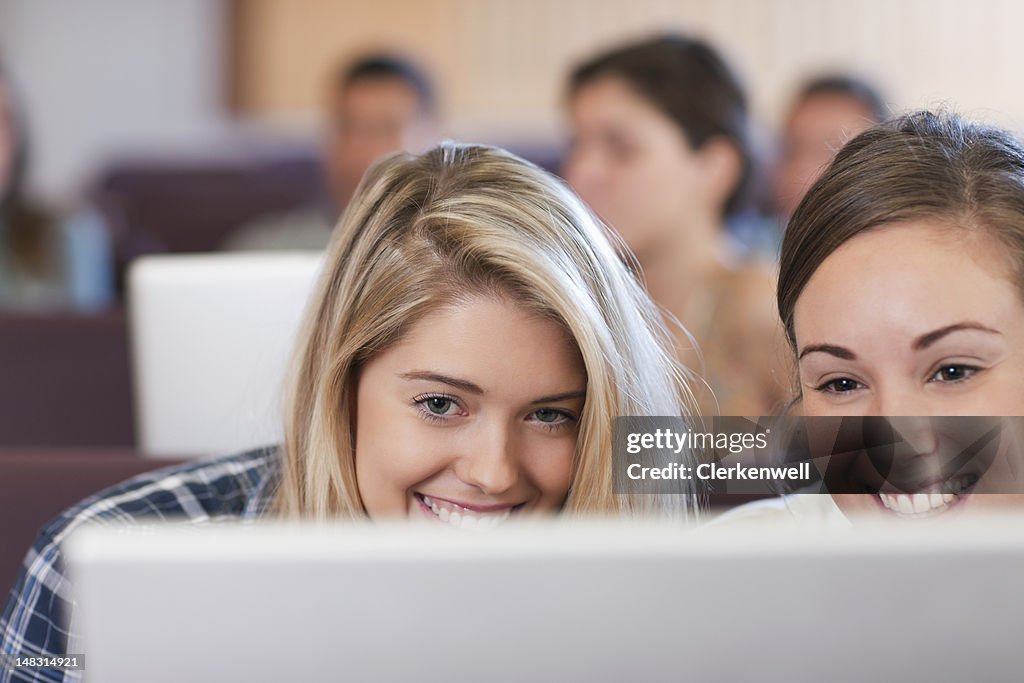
top-left (877, 478), bottom-right (974, 517)
top-left (419, 494), bottom-right (512, 530)
top-left (897, 495), bottom-right (914, 514)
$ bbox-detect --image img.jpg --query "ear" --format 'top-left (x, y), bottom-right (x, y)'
top-left (696, 136), bottom-right (743, 213)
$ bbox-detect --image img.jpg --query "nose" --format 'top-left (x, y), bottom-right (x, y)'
top-left (454, 423), bottom-right (521, 495)
top-left (886, 416), bottom-right (938, 460)
top-left (563, 147), bottom-right (604, 199)
top-left (868, 382), bottom-right (928, 419)
top-left (868, 386), bottom-right (937, 457)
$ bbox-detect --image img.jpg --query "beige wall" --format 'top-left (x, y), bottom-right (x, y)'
top-left (233, 0), bottom-right (1024, 142)
top-left (2, 0), bottom-right (228, 200)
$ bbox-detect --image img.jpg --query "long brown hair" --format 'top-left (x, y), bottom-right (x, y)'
top-left (779, 111), bottom-right (1024, 357)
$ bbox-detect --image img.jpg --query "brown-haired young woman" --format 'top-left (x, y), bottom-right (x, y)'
top-left (728, 111), bottom-right (1024, 525)
top-left (564, 34), bottom-right (789, 416)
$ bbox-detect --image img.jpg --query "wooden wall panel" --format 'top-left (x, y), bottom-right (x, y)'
top-left (230, 0), bottom-right (1024, 141)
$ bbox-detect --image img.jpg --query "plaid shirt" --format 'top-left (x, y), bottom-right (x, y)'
top-left (0, 447), bottom-right (280, 683)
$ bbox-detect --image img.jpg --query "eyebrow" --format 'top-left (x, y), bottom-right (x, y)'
top-left (399, 371), bottom-right (586, 404)
top-left (911, 321), bottom-right (1002, 350)
top-left (798, 321), bottom-right (1003, 361)
top-left (400, 371), bottom-right (483, 394)
top-left (798, 344), bottom-right (856, 361)
top-left (530, 390), bottom-right (587, 405)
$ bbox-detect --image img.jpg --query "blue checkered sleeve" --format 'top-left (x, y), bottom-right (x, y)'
top-left (0, 448), bottom-right (278, 683)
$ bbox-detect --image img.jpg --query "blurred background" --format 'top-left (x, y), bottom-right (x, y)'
top-left (3, 0), bottom-right (1024, 590)
top-left (6, 0), bottom-right (1024, 204)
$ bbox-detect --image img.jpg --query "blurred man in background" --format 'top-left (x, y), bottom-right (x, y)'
top-left (772, 74), bottom-right (886, 220)
top-left (224, 53), bottom-right (439, 251)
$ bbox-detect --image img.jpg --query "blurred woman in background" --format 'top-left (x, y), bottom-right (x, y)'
top-left (0, 61), bottom-right (112, 311)
top-left (772, 73), bottom-right (886, 221)
top-left (564, 34), bottom-right (789, 416)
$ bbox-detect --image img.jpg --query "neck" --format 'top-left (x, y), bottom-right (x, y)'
top-left (637, 217), bottom-right (724, 325)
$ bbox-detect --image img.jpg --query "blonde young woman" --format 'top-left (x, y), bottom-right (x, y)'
top-left (1, 143), bottom-right (700, 669)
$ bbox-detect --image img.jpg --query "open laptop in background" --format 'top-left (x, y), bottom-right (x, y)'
top-left (128, 252), bottom-right (324, 458)
top-left (65, 518), bottom-right (1024, 683)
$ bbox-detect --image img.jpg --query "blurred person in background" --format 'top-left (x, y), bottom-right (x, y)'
top-left (772, 74), bottom-right (886, 221)
top-left (222, 53), bottom-right (440, 251)
top-left (564, 34), bottom-right (789, 416)
top-left (0, 61), bottom-right (113, 311)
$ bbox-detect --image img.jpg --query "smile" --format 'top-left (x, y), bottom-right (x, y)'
top-left (414, 493), bottom-right (520, 529)
top-left (874, 473), bottom-right (979, 517)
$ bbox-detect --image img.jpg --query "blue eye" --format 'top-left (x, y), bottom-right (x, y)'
top-left (529, 408), bottom-right (578, 431)
top-left (413, 394), bottom-right (461, 420)
top-left (425, 397), bottom-right (454, 415)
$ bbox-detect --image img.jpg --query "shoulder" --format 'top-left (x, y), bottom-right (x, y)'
top-left (44, 447), bottom-right (280, 537)
top-left (0, 448), bottom-right (280, 664)
top-left (707, 260), bottom-right (783, 345)
top-left (707, 493), bottom-right (850, 528)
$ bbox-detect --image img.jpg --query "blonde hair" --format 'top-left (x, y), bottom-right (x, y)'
top-left (274, 143), bottom-right (699, 519)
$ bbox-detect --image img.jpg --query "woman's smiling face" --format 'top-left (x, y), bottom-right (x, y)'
top-left (793, 220), bottom-right (1024, 518)
top-left (794, 220), bottom-right (1024, 417)
top-left (354, 295), bottom-right (586, 528)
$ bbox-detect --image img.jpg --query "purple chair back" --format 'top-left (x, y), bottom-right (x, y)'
top-left (0, 310), bottom-right (135, 446)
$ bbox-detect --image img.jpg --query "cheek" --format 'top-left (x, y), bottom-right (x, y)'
top-left (356, 416), bottom-right (454, 501)
top-left (354, 386), bottom-right (454, 515)
top-left (603, 159), bottom-right (690, 238)
top-left (798, 386), bottom-right (861, 418)
top-left (520, 435), bottom-right (576, 504)
top-left (983, 363), bottom-right (1024, 415)
top-left (831, 494), bottom-right (882, 518)
top-left (927, 364), bottom-right (1024, 416)
top-left (632, 151), bottom-right (693, 193)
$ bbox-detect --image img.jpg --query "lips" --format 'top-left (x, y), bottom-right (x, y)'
top-left (414, 493), bottom-right (520, 529)
top-left (875, 473), bottom-right (979, 517)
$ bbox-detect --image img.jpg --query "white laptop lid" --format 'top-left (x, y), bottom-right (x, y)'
top-left (127, 252), bottom-right (323, 457)
top-left (65, 519), bottom-right (1024, 683)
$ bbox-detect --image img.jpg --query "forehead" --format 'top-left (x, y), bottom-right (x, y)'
top-left (793, 221), bottom-right (1021, 347)
top-left (573, 77), bottom-right (671, 126)
top-left (375, 297), bottom-right (585, 393)
top-left (334, 77), bottom-right (423, 113)
top-left (570, 76), bottom-right (695, 157)
top-left (787, 93), bottom-right (875, 136)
